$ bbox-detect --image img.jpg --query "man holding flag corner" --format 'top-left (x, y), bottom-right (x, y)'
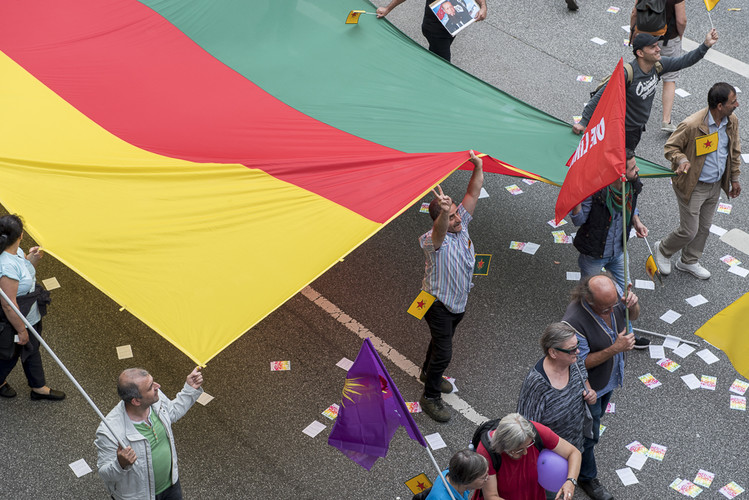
top-left (418, 150), bottom-right (483, 422)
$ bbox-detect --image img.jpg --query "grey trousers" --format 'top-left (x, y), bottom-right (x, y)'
top-left (661, 181), bottom-right (722, 264)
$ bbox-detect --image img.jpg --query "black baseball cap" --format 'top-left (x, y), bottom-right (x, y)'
top-left (632, 33), bottom-right (661, 53)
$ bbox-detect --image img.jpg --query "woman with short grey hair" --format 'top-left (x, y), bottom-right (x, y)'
top-left (475, 413), bottom-right (581, 500)
top-left (517, 323), bottom-right (597, 451)
top-left (425, 449), bottom-right (489, 500)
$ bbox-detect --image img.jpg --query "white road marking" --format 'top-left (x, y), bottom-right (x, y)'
top-left (682, 38), bottom-right (749, 79)
top-left (302, 286), bottom-right (487, 425)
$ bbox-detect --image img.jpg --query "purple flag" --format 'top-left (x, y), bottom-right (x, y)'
top-left (328, 338), bottom-right (427, 470)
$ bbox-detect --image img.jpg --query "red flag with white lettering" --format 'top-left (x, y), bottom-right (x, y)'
top-left (554, 58), bottom-right (627, 223)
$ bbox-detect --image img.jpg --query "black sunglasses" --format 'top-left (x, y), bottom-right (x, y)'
top-left (554, 342), bottom-right (579, 354)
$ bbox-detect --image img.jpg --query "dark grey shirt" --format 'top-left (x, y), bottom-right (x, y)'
top-left (581, 43), bottom-right (709, 132)
top-left (517, 357), bottom-right (589, 451)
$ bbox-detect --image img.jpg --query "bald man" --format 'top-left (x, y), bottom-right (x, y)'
top-left (95, 367), bottom-right (203, 500)
top-left (561, 274), bottom-right (639, 500)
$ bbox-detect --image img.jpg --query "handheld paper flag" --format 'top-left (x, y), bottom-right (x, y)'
top-left (555, 59), bottom-right (627, 223)
top-left (405, 473), bottom-right (433, 494)
top-left (645, 255), bottom-right (662, 285)
top-left (704, 0), bottom-right (720, 11)
top-left (346, 10), bottom-right (365, 24)
top-left (473, 254), bottom-right (492, 275)
top-left (407, 290), bottom-right (436, 319)
top-left (695, 132), bottom-right (719, 156)
top-left (328, 338), bottom-right (427, 470)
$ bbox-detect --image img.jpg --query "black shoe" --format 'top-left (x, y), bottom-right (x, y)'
top-left (0, 382), bottom-right (17, 398)
top-left (633, 337), bottom-right (650, 349)
top-left (419, 395), bottom-right (451, 422)
top-left (566, 0), bottom-right (579, 10)
top-left (579, 478), bottom-right (614, 500)
top-left (419, 371), bottom-right (453, 394)
top-left (30, 388), bottom-right (66, 401)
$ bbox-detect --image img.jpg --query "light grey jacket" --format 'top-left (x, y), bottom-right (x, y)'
top-left (94, 383), bottom-right (202, 500)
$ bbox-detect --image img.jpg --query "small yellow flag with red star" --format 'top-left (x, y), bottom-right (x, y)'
top-left (346, 10), bottom-right (365, 24)
top-left (405, 473), bottom-right (432, 494)
top-left (407, 290), bottom-right (436, 320)
top-left (695, 131), bottom-right (718, 156)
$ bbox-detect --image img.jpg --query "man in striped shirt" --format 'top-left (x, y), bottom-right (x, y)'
top-left (418, 150), bottom-right (483, 422)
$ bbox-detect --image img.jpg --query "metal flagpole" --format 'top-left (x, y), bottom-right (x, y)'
top-left (425, 446), bottom-right (458, 500)
top-left (632, 327), bottom-right (700, 346)
top-left (0, 287), bottom-right (126, 447)
top-left (621, 174), bottom-right (630, 329)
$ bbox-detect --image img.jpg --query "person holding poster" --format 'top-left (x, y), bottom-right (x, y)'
top-left (654, 82), bottom-right (741, 279)
top-left (376, 0), bottom-right (487, 62)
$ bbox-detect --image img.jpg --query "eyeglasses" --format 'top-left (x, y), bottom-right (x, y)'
top-left (554, 342), bottom-right (580, 355)
top-left (507, 441), bottom-right (534, 456)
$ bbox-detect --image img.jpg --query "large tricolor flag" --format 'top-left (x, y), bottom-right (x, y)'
top-left (0, 2), bottom-right (671, 365)
top-left (554, 59), bottom-right (628, 224)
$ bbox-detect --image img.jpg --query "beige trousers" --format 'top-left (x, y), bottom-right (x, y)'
top-left (661, 181), bottom-right (722, 265)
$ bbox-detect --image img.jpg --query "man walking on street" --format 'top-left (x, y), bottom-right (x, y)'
top-left (418, 150), bottom-right (483, 422)
top-left (655, 82), bottom-right (741, 279)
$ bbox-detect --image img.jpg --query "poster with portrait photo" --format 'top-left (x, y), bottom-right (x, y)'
top-left (429, 0), bottom-right (478, 37)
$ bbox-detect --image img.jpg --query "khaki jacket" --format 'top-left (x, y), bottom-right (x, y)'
top-left (664, 107), bottom-right (741, 201)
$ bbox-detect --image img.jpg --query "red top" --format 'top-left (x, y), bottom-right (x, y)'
top-left (476, 421), bottom-right (560, 500)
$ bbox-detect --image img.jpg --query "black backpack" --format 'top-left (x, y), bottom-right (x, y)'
top-left (470, 419), bottom-right (544, 473)
top-left (634, 0), bottom-right (668, 37)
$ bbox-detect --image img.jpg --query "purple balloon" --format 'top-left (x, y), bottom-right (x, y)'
top-left (536, 449), bottom-right (569, 492)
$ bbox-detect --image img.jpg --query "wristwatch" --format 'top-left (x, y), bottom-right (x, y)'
top-left (567, 478), bottom-right (578, 486)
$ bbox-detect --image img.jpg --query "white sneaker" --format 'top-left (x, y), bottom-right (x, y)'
top-left (675, 260), bottom-right (711, 279)
top-left (653, 241), bottom-right (671, 275)
top-left (661, 121), bottom-right (677, 133)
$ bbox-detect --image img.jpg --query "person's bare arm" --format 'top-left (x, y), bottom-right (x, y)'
top-left (376, 0), bottom-right (407, 17)
top-left (461, 150), bottom-right (484, 216)
top-left (584, 331), bottom-right (634, 369)
top-left (430, 186), bottom-right (452, 250)
top-left (674, 1), bottom-right (687, 37)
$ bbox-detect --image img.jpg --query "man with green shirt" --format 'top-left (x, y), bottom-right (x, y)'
top-left (95, 367), bottom-right (203, 500)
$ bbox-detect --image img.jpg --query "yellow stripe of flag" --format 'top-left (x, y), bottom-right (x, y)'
top-left (0, 51), bottom-right (380, 365)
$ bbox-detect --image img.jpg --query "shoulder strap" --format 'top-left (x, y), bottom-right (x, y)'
top-left (623, 63), bottom-right (634, 86)
top-left (654, 61), bottom-right (664, 75)
top-left (480, 430), bottom-right (501, 472)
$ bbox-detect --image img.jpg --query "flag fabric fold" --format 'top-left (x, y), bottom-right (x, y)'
top-left (695, 293), bottom-right (749, 379)
top-left (328, 338), bottom-right (427, 470)
top-left (554, 59), bottom-right (628, 223)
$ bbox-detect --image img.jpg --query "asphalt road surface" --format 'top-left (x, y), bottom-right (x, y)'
top-left (3, 0), bottom-right (748, 498)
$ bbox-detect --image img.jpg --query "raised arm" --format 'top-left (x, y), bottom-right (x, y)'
top-left (474, 0), bottom-right (487, 21)
top-left (429, 185), bottom-right (453, 250)
top-left (376, 0), bottom-right (407, 18)
top-left (461, 150), bottom-right (484, 216)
